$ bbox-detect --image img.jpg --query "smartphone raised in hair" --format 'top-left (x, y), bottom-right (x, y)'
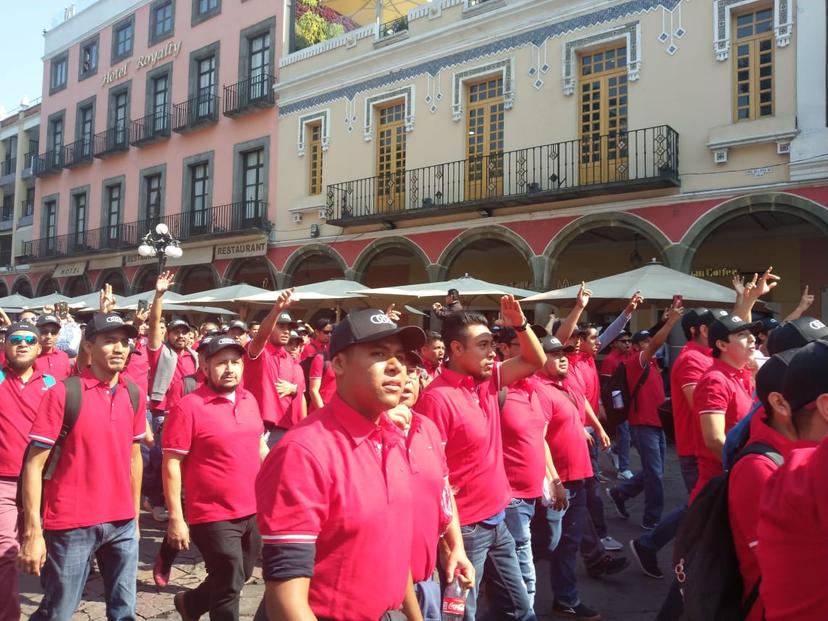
top-left (672, 294), bottom-right (683, 308)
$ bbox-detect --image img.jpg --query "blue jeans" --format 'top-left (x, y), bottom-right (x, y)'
top-left (547, 480), bottom-right (586, 607)
top-left (31, 519), bottom-right (138, 621)
top-left (459, 519), bottom-right (535, 621)
top-left (142, 412), bottom-right (165, 508)
top-left (614, 421), bottom-right (631, 471)
top-left (584, 429), bottom-right (608, 539)
top-left (615, 425), bottom-right (666, 524)
top-left (504, 498), bottom-right (537, 608)
top-left (638, 455), bottom-right (698, 553)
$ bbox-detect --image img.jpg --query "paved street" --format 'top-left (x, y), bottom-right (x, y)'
top-left (20, 445), bottom-right (684, 620)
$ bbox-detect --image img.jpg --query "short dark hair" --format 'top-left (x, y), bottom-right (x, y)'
top-left (314, 318), bottom-right (332, 331)
top-left (441, 311), bottom-right (489, 350)
top-left (426, 331), bottom-right (443, 344)
top-left (447, 288), bottom-right (459, 297)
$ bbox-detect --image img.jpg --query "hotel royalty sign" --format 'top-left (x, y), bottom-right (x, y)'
top-left (102, 40), bottom-right (182, 87)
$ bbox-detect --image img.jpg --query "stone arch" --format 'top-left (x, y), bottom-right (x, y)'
top-left (12, 276), bottom-right (33, 297)
top-left (226, 257), bottom-right (277, 289)
top-left (436, 225), bottom-right (534, 282)
top-left (95, 269), bottom-right (129, 295)
top-left (36, 278), bottom-right (60, 297)
top-left (676, 192), bottom-right (828, 272)
top-left (351, 236), bottom-right (431, 285)
top-left (64, 275), bottom-right (92, 297)
top-left (0, 280), bottom-right (8, 298)
top-left (281, 244), bottom-right (348, 287)
top-left (175, 264), bottom-right (220, 295)
top-left (132, 265), bottom-right (160, 294)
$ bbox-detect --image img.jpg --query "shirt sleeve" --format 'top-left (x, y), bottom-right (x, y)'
top-left (694, 372), bottom-right (731, 416)
top-left (28, 381), bottom-right (67, 446)
top-left (147, 344), bottom-right (162, 374)
top-left (676, 354), bottom-right (707, 389)
top-left (597, 311), bottom-right (631, 350)
top-left (415, 391), bottom-right (451, 445)
top-left (309, 354), bottom-right (323, 380)
top-left (162, 401), bottom-right (195, 455)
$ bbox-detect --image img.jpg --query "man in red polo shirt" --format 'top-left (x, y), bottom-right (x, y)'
top-left (690, 313), bottom-right (758, 502)
top-left (0, 322), bottom-right (55, 621)
top-left (255, 309), bottom-right (425, 621)
top-left (755, 340), bottom-right (828, 620)
top-left (34, 314), bottom-right (72, 380)
top-left (599, 331), bottom-right (631, 379)
top-left (299, 317), bottom-right (332, 361)
top-left (307, 347), bottom-right (336, 412)
top-left (163, 336), bottom-right (266, 621)
top-left (419, 331), bottom-right (445, 383)
top-left (244, 290), bottom-right (306, 447)
top-left (18, 312), bottom-right (145, 620)
top-left (417, 296), bottom-right (544, 621)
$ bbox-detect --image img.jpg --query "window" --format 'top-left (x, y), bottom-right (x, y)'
top-left (733, 6), bottom-right (774, 121)
top-left (308, 122), bottom-right (323, 195)
top-left (466, 77), bottom-right (504, 200)
top-left (248, 32), bottom-right (271, 99)
top-left (152, 74), bottom-right (170, 132)
top-left (113, 91), bottom-right (129, 144)
top-left (197, 55), bottom-right (216, 118)
top-left (73, 193), bottom-right (87, 248)
top-left (3, 136), bottom-right (17, 175)
top-left (145, 174), bottom-right (163, 222)
top-left (79, 105), bottom-right (94, 157)
top-left (190, 163), bottom-right (209, 230)
top-left (151, 0), bottom-right (174, 42)
top-left (49, 117), bottom-right (64, 167)
top-left (2, 195), bottom-right (13, 221)
top-left (80, 38), bottom-right (98, 78)
top-left (113, 18), bottom-right (134, 61)
top-left (25, 188), bottom-right (35, 216)
top-left (579, 43), bottom-right (629, 183)
top-left (45, 201), bottom-right (57, 250)
top-left (51, 55), bottom-right (68, 92)
top-left (375, 102), bottom-right (406, 212)
top-left (106, 184), bottom-right (122, 242)
top-left (242, 149), bottom-right (264, 220)
top-left (193, 0), bottom-right (220, 25)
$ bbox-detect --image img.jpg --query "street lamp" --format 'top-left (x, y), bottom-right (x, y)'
top-left (138, 222), bottom-right (183, 272)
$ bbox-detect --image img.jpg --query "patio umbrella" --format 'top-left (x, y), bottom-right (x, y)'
top-left (20, 293), bottom-right (74, 311)
top-left (236, 279), bottom-right (369, 306)
top-left (355, 275), bottom-right (538, 308)
top-left (0, 293), bottom-right (33, 313)
top-left (318, 0), bottom-right (427, 27)
top-left (522, 260), bottom-right (738, 306)
top-left (174, 284), bottom-right (271, 311)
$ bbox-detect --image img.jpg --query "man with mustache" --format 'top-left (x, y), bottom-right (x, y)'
top-left (34, 314), bottom-right (72, 381)
top-left (18, 313), bottom-right (145, 620)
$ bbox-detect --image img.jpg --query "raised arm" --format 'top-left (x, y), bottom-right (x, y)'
top-left (499, 295), bottom-right (545, 388)
top-left (148, 270), bottom-right (174, 351)
top-left (783, 285), bottom-right (814, 322)
top-left (598, 291), bottom-right (643, 350)
top-left (248, 289), bottom-right (295, 360)
top-left (641, 304), bottom-right (683, 365)
top-left (733, 267), bottom-right (780, 321)
top-left (555, 282), bottom-right (592, 343)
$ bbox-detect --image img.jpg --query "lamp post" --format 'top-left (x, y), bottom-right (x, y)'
top-left (138, 223), bottom-right (184, 272)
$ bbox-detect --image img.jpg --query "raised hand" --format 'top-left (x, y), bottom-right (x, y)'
top-left (385, 303), bottom-right (401, 322)
top-left (499, 294), bottom-right (526, 328)
top-left (797, 285), bottom-right (814, 311)
top-left (155, 270), bottom-right (174, 296)
top-left (625, 291), bottom-right (644, 314)
top-left (575, 281), bottom-right (593, 310)
top-left (273, 288), bottom-right (295, 312)
top-left (99, 283), bottom-right (115, 313)
top-left (748, 266), bottom-right (780, 301)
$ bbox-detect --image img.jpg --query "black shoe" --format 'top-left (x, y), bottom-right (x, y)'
top-left (605, 487), bottom-right (630, 519)
top-left (630, 539), bottom-right (664, 579)
top-left (586, 553), bottom-right (630, 578)
top-left (641, 519), bottom-right (658, 530)
top-left (552, 600), bottom-right (601, 620)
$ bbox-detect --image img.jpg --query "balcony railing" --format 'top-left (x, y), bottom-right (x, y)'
top-left (377, 16), bottom-right (408, 40)
top-left (34, 150), bottom-right (65, 176)
top-left (93, 126), bottom-right (130, 158)
top-left (0, 212), bottom-right (14, 231)
top-left (63, 138), bottom-right (94, 168)
top-left (22, 150), bottom-right (37, 177)
top-left (21, 200), bottom-right (269, 260)
top-left (223, 74), bottom-right (276, 116)
top-left (18, 201), bottom-right (33, 228)
top-left (326, 125), bottom-right (679, 226)
top-left (131, 109), bottom-right (171, 145)
top-left (173, 90), bottom-right (218, 132)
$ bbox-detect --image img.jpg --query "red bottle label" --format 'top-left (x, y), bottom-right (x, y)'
top-left (442, 597), bottom-right (465, 614)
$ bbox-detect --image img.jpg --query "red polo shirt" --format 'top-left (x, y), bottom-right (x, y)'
top-left (256, 394), bottom-right (413, 621)
top-left (34, 349), bottom-right (72, 381)
top-left (407, 411), bottom-right (451, 583)
top-left (670, 341), bottom-right (713, 457)
top-left (534, 373), bottom-right (593, 483)
top-left (0, 367), bottom-right (54, 477)
top-left (245, 342), bottom-right (305, 428)
top-left (690, 358), bottom-right (753, 501)
top-left (423, 359), bottom-right (442, 382)
top-left (147, 344), bottom-right (197, 412)
top-left (501, 376), bottom-right (548, 498)
top-left (599, 348), bottom-right (629, 378)
top-left (626, 352), bottom-right (666, 427)
top-left (28, 369), bottom-right (146, 530)
top-left (300, 338), bottom-right (327, 362)
top-left (571, 353), bottom-right (600, 413)
top-left (123, 338), bottom-right (150, 396)
top-left (729, 408), bottom-right (800, 621)
top-left (309, 353), bottom-right (336, 413)
top-left (417, 364), bottom-right (511, 526)
top-left (163, 384), bottom-right (264, 525)
top-left (562, 360), bottom-right (588, 425)
top-left (757, 439), bottom-right (828, 620)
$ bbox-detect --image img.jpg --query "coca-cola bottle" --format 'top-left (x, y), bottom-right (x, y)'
top-left (441, 571), bottom-right (466, 620)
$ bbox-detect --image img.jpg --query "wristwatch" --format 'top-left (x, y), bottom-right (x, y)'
top-left (514, 319), bottom-right (529, 332)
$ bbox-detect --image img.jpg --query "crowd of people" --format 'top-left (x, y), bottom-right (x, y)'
top-left (0, 266), bottom-right (826, 621)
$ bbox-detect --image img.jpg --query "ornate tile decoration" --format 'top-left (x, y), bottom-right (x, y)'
top-left (363, 86), bottom-right (415, 141)
top-left (451, 58), bottom-right (514, 120)
top-left (425, 70), bottom-right (444, 113)
top-left (297, 110), bottom-right (331, 156)
top-left (562, 22), bottom-right (641, 96)
top-left (279, 0), bottom-right (682, 116)
top-left (713, 0), bottom-right (792, 61)
top-left (344, 98), bottom-right (358, 133)
top-left (658, 0), bottom-right (685, 55)
top-left (528, 39), bottom-right (552, 90)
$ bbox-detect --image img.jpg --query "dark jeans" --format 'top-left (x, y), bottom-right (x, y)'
top-left (613, 421), bottom-right (631, 471)
top-left (546, 480), bottom-right (587, 607)
top-left (31, 519), bottom-right (138, 621)
top-left (142, 412), bottom-right (165, 508)
top-left (184, 515), bottom-right (261, 621)
top-left (459, 519), bottom-right (535, 621)
top-left (615, 425), bottom-right (666, 524)
top-left (584, 428), bottom-right (608, 539)
top-left (639, 455), bottom-right (699, 554)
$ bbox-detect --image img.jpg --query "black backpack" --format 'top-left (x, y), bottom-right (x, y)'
top-left (299, 350), bottom-right (330, 400)
top-left (600, 360), bottom-right (649, 435)
top-left (182, 374), bottom-right (199, 397)
top-left (672, 442), bottom-right (783, 621)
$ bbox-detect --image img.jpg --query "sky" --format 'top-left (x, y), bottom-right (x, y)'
top-left (0, 0), bottom-right (97, 118)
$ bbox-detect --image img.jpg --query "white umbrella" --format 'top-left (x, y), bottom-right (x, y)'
top-left (20, 293), bottom-right (74, 310)
top-left (237, 279), bottom-right (369, 306)
top-left (356, 275), bottom-right (537, 307)
top-left (175, 284), bottom-right (271, 310)
top-left (0, 293), bottom-right (32, 313)
top-left (522, 261), bottom-right (737, 305)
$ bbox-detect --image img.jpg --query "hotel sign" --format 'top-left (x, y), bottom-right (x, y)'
top-left (102, 41), bottom-right (183, 87)
top-left (214, 241), bottom-right (268, 260)
top-left (53, 262), bottom-right (86, 278)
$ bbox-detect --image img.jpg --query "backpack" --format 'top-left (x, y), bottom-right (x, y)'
top-left (672, 442), bottom-right (784, 621)
top-left (299, 350), bottom-right (330, 401)
top-left (600, 360), bottom-right (649, 435)
top-left (182, 374), bottom-right (199, 397)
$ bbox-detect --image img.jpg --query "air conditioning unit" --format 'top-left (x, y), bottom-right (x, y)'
top-left (292, 212), bottom-right (303, 224)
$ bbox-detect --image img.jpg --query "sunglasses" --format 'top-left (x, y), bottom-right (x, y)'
top-left (322, 329), bottom-right (333, 334)
top-left (9, 334), bottom-right (38, 345)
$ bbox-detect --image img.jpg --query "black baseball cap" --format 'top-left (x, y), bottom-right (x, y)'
top-left (205, 335), bottom-right (245, 359)
top-left (288, 330), bottom-right (302, 341)
top-left (198, 334), bottom-right (216, 351)
top-left (168, 319), bottom-right (192, 332)
top-left (707, 313), bottom-right (762, 349)
top-left (783, 340), bottom-right (828, 412)
top-left (681, 307), bottom-right (716, 333)
top-left (541, 335), bottom-right (565, 353)
top-left (36, 314), bottom-right (61, 329)
top-left (329, 309), bottom-right (425, 357)
top-left (632, 330), bottom-right (652, 345)
top-left (611, 330), bottom-right (631, 343)
top-left (756, 316), bottom-right (781, 335)
top-left (227, 320), bottom-right (247, 332)
top-left (767, 317), bottom-right (828, 355)
top-left (756, 348), bottom-right (798, 409)
top-left (531, 324), bottom-right (548, 339)
top-left (6, 321), bottom-right (39, 337)
top-left (404, 350), bottom-right (424, 368)
top-left (496, 327), bottom-right (518, 344)
top-left (276, 311), bottom-right (298, 327)
top-left (313, 317), bottom-right (331, 331)
top-left (84, 313), bottom-right (139, 340)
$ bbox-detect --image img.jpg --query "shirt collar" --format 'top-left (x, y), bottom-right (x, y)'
top-left (330, 394), bottom-right (403, 447)
top-left (2, 365), bottom-right (44, 384)
top-left (266, 342), bottom-right (288, 358)
top-left (712, 357), bottom-right (745, 378)
top-left (436, 366), bottom-right (477, 391)
top-left (79, 367), bottom-right (128, 389)
top-left (686, 341), bottom-right (712, 356)
top-left (202, 385), bottom-right (237, 404)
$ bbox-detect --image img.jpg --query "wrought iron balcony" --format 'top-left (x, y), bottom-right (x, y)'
top-left (34, 150), bottom-right (65, 176)
top-left (173, 90), bottom-right (218, 133)
top-left (63, 138), bottom-right (94, 168)
top-left (20, 201), bottom-right (270, 261)
top-left (377, 16), bottom-right (408, 40)
top-left (93, 126), bottom-right (130, 158)
top-left (326, 125), bottom-right (679, 226)
top-left (131, 109), bottom-right (172, 146)
top-left (22, 149), bottom-right (37, 178)
top-left (223, 74), bottom-right (276, 116)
